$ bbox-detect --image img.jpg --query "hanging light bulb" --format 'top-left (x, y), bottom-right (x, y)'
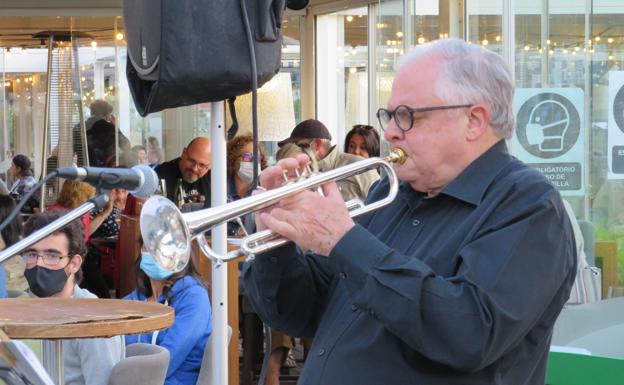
top-left (116, 32), bottom-right (124, 41)
top-left (482, 39), bottom-right (489, 46)
top-left (91, 40), bottom-right (97, 50)
top-left (346, 15), bottom-right (354, 22)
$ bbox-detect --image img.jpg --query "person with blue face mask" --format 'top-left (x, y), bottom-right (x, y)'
top-left (124, 245), bottom-right (212, 385)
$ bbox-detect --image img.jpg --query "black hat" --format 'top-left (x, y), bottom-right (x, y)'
top-left (278, 119), bottom-right (332, 147)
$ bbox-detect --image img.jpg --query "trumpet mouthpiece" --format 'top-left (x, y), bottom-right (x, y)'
top-left (386, 148), bottom-right (407, 165)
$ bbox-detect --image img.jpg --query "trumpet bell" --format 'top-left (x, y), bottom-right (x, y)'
top-left (140, 195), bottom-right (190, 274)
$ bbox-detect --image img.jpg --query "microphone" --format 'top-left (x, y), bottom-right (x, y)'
top-left (55, 164), bottom-right (159, 198)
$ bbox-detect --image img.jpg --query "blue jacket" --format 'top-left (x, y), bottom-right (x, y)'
top-left (125, 276), bottom-right (212, 385)
top-left (0, 265), bottom-right (6, 298)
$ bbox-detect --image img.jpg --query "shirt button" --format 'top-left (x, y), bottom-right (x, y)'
top-left (411, 219), bottom-right (421, 226)
top-left (318, 349), bottom-right (325, 356)
top-left (270, 256), bottom-right (278, 263)
top-left (264, 297), bottom-right (271, 303)
top-left (339, 272), bottom-right (347, 279)
top-left (351, 304), bottom-right (357, 312)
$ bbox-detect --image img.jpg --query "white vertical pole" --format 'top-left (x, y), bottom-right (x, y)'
top-left (209, 100), bottom-right (228, 385)
top-left (94, 61), bottom-right (105, 99)
top-left (502, 0), bottom-right (515, 80)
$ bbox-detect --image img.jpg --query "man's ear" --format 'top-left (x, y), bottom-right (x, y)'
top-left (68, 254), bottom-right (83, 275)
top-left (465, 103), bottom-right (491, 141)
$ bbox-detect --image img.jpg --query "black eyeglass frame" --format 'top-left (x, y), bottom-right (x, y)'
top-left (376, 104), bottom-right (473, 132)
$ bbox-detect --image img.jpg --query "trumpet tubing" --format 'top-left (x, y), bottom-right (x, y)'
top-left (140, 149), bottom-right (406, 270)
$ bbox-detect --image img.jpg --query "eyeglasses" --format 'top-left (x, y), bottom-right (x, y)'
top-left (241, 152), bottom-right (264, 162)
top-left (184, 157), bottom-right (210, 171)
top-left (21, 251), bottom-right (68, 266)
top-left (376, 104), bottom-right (473, 132)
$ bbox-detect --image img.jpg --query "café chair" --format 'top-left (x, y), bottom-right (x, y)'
top-left (108, 343), bottom-right (169, 385)
top-left (548, 297), bottom-right (624, 384)
top-left (196, 325), bottom-right (232, 385)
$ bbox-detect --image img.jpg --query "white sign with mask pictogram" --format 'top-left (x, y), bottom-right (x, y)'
top-left (608, 71), bottom-right (624, 179)
top-left (512, 88), bottom-right (584, 195)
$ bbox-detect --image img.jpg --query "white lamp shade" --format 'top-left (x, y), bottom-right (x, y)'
top-left (231, 72), bottom-right (296, 141)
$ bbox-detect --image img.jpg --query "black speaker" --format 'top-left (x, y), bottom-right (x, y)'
top-left (124, 0), bottom-right (285, 116)
top-left (286, 0), bottom-right (310, 10)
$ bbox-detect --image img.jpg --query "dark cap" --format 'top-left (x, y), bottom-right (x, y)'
top-left (278, 119), bottom-right (332, 147)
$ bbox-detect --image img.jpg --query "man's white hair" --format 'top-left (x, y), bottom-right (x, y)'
top-left (398, 38), bottom-right (515, 139)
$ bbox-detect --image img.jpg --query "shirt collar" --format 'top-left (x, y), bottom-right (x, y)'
top-left (441, 140), bottom-right (511, 205)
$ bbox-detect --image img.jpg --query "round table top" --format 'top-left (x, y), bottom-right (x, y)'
top-left (0, 298), bottom-right (174, 339)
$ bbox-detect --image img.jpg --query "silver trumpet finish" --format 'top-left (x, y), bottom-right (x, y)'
top-left (140, 149), bottom-right (406, 270)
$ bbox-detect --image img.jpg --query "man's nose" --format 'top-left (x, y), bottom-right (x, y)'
top-left (383, 119), bottom-right (404, 142)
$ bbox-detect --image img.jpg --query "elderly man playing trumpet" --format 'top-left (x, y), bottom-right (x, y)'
top-left (242, 38), bottom-right (576, 385)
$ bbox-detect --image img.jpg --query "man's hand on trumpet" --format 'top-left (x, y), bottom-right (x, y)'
top-left (254, 153), bottom-right (355, 256)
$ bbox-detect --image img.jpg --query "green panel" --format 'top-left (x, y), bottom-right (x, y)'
top-left (547, 352), bottom-right (624, 385)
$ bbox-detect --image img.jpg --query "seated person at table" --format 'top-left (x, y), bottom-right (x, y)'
top-left (9, 154), bottom-right (40, 214)
top-left (226, 135), bottom-right (267, 236)
top-left (124, 247), bottom-right (212, 385)
top-left (1, 195), bottom-right (27, 295)
top-left (155, 137), bottom-right (212, 207)
top-left (81, 187), bottom-right (129, 298)
top-left (48, 180), bottom-right (96, 242)
top-left (21, 209), bottom-right (125, 385)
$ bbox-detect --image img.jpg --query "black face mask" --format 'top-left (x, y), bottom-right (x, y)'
top-left (24, 265), bottom-right (69, 297)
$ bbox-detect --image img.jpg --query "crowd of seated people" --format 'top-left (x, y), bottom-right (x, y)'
top-left (0, 110), bottom-right (386, 384)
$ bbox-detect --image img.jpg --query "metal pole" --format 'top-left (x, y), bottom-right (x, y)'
top-left (0, 193), bottom-right (108, 263)
top-left (2, 49), bottom-right (8, 171)
top-left (72, 33), bottom-right (88, 167)
top-left (209, 101), bottom-right (228, 385)
top-left (41, 340), bottom-right (64, 385)
top-left (583, 0), bottom-right (592, 220)
top-left (40, 36), bottom-right (54, 212)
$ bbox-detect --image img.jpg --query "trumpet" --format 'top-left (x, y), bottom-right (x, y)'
top-left (140, 148), bottom-right (406, 271)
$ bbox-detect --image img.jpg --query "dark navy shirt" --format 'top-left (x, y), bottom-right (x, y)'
top-left (243, 140), bottom-right (577, 385)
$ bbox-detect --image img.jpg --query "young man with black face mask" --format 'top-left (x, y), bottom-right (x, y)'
top-left (21, 209), bottom-right (125, 385)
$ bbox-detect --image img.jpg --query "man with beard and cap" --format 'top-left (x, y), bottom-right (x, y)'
top-left (278, 119), bottom-right (379, 201)
top-left (21, 209), bottom-right (124, 385)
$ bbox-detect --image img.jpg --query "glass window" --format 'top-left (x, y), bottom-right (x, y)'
top-left (317, 7), bottom-right (369, 148)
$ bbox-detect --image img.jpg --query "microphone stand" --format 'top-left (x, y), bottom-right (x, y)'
top-left (0, 193), bottom-right (109, 264)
